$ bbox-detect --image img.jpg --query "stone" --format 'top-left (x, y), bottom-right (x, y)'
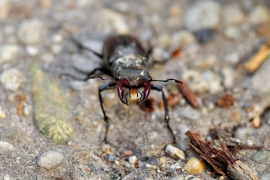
top-left (17, 19), bottom-right (46, 45)
top-left (0, 141), bottom-right (14, 154)
top-left (128, 155), bottom-right (137, 165)
top-left (250, 58), bottom-right (270, 94)
top-left (184, 0), bottom-right (221, 31)
top-left (171, 30), bottom-right (197, 49)
top-left (250, 5), bottom-right (270, 26)
top-left (251, 150), bottom-right (270, 163)
top-left (222, 5), bottom-right (245, 26)
top-left (37, 150), bottom-right (65, 170)
top-left (165, 145), bottom-right (185, 160)
top-left (184, 158), bottom-right (206, 175)
top-left (0, 68), bottom-right (24, 91)
top-left (224, 25), bottom-right (241, 40)
top-left (0, 45), bottom-right (19, 65)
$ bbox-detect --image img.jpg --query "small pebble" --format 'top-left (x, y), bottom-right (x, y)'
top-left (250, 4), bottom-right (270, 26)
top-left (235, 127), bottom-right (255, 140)
top-left (3, 127), bottom-right (24, 142)
top-left (0, 106), bottom-right (6, 119)
top-left (37, 150), bottom-right (65, 170)
top-left (251, 150), bottom-right (270, 163)
top-left (0, 45), bottom-right (19, 65)
top-left (170, 175), bottom-right (185, 180)
top-left (221, 67), bottom-right (236, 88)
top-left (101, 144), bottom-right (111, 154)
top-left (202, 70), bottom-right (222, 94)
top-left (224, 25), bottom-right (241, 40)
top-left (222, 5), bottom-right (245, 26)
top-left (180, 106), bottom-right (201, 120)
top-left (165, 144), bottom-right (185, 160)
top-left (224, 51), bottom-right (240, 65)
top-left (0, 141), bottom-right (14, 154)
top-left (159, 157), bottom-right (166, 164)
top-left (0, 0), bottom-right (10, 19)
top-left (0, 68), bottom-right (24, 91)
top-left (23, 105), bottom-right (31, 117)
top-left (195, 28), bottom-right (216, 44)
top-left (146, 157), bottom-right (159, 167)
top-left (171, 30), bottom-right (197, 49)
top-left (26, 46), bottom-right (39, 56)
top-left (17, 19), bottom-right (46, 45)
top-left (169, 162), bottom-right (182, 170)
top-left (128, 155), bottom-right (137, 165)
top-left (52, 34), bottom-right (63, 43)
top-left (182, 70), bottom-right (208, 95)
top-left (51, 44), bottom-right (62, 54)
top-left (3, 174), bottom-right (11, 180)
top-left (184, 157), bottom-right (206, 175)
top-left (252, 116), bottom-right (260, 128)
top-left (260, 173), bottom-right (270, 180)
top-left (104, 154), bottom-right (115, 162)
top-left (184, 0), bottom-right (221, 31)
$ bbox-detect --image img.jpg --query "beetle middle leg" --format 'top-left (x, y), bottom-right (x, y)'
top-left (98, 82), bottom-right (117, 143)
top-left (151, 84), bottom-right (177, 144)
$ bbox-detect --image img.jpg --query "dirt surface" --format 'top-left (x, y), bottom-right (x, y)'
top-left (1, 0), bottom-right (270, 180)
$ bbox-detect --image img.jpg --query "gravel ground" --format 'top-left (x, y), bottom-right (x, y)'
top-left (1, 0), bottom-right (270, 179)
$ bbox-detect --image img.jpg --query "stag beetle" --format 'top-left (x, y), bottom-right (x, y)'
top-left (71, 34), bottom-right (182, 143)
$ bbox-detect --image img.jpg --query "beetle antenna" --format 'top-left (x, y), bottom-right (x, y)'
top-left (85, 76), bottom-right (114, 81)
top-left (151, 78), bottom-right (183, 84)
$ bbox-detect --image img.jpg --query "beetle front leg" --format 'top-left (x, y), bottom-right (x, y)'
top-left (151, 84), bottom-right (177, 144)
top-left (98, 82), bottom-right (117, 143)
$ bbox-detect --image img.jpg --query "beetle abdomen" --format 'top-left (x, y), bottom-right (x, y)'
top-left (102, 35), bottom-right (148, 65)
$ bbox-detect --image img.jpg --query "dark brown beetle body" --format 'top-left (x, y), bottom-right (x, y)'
top-left (72, 34), bottom-right (181, 143)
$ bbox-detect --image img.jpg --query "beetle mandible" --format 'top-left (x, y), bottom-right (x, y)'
top-left (71, 34), bottom-right (182, 143)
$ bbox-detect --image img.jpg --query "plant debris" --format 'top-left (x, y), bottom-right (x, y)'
top-left (217, 94), bottom-right (234, 108)
top-left (29, 65), bottom-right (73, 144)
top-left (176, 79), bottom-right (200, 109)
top-left (16, 94), bottom-right (26, 118)
top-left (238, 39), bottom-right (270, 74)
top-left (185, 130), bottom-right (259, 180)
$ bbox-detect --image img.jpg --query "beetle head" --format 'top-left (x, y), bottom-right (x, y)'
top-left (116, 67), bottom-right (151, 106)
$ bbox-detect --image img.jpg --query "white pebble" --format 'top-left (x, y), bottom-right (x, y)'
top-left (52, 34), bottom-right (63, 43)
top-left (0, 106), bottom-right (5, 119)
top-left (26, 46), bottom-right (39, 56)
top-left (250, 5), bottom-right (270, 25)
top-left (37, 150), bottom-right (64, 170)
top-left (0, 45), bottom-right (19, 65)
top-left (222, 5), bottom-right (245, 26)
top-left (128, 155), bottom-right (137, 165)
top-left (171, 30), bottom-right (197, 49)
top-left (165, 145), bottom-right (185, 160)
top-left (0, 68), bottom-right (24, 91)
top-left (224, 25), bottom-right (241, 40)
top-left (17, 19), bottom-right (46, 45)
top-left (184, 0), bottom-right (221, 31)
top-left (0, 141), bottom-right (14, 154)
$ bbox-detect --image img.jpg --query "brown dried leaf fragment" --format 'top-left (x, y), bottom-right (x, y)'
top-left (177, 79), bottom-right (200, 109)
top-left (217, 94), bottom-right (234, 108)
